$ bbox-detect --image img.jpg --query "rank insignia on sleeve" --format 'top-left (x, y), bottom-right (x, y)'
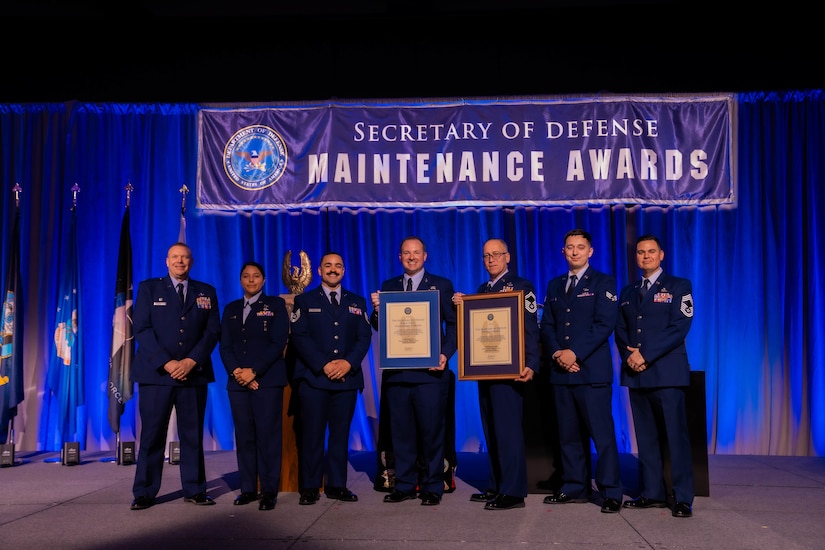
top-left (680, 294), bottom-right (694, 318)
top-left (605, 290), bottom-right (617, 302)
top-left (290, 309), bottom-right (300, 323)
top-left (524, 291), bottom-right (538, 314)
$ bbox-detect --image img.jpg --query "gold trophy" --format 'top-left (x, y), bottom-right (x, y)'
top-left (279, 249), bottom-right (311, 493)
top-left (281, 250), bottom-right (312, 315)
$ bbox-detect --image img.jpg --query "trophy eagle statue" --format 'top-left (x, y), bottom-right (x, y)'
top-left (282, 250), bottom-right (312, 295)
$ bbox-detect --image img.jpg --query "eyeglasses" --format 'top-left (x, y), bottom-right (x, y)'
top-left (482, 251), bottom-right (508, 261)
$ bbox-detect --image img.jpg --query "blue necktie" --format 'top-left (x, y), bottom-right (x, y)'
top-left (566, 275), bottom-right (577, 298)
top-left (639, 279), bottom-right (650, 303)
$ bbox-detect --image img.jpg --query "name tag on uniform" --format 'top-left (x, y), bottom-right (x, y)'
top-left (309, 308), bottom-right (322, 313)
top-left (153, 300), bottom-right (167, 306)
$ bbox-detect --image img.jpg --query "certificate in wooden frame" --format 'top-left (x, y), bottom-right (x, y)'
top-left (378, 290), bottom-right (441, 369)
top-left (458, 290), bottom-right (525, 380)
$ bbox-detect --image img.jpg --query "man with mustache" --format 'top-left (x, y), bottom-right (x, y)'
top-left (289, 252), bottom-right (372, 505)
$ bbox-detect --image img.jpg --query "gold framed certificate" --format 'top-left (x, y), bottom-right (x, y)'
top-left (378, 290), bottom-right (441, 369)
top-left (458, 290), bottom-right (525, 380)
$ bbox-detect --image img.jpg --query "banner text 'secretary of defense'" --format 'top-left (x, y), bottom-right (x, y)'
top-left (197, 95), bottom-right (735, 210)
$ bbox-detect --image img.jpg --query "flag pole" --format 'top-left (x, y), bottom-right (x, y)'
top-left (4, 184), bottom-right (22, 461)
top-left (166, 185), bottom-right (188, 458)
top-left (105, 182), bottom-right (136, 464)
top-left (46, 183), bottom-right (84, 463)
top-left (8, 183), bottom-right (20, 446)
top-left (119, 182), bottom-right (131, 465)
top-left (178, 184), bottom-right (188, 244)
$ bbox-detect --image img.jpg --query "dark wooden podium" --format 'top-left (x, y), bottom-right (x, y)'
top-left (278, 293), bottom-right (300, 492)
top-left (523, 366), bottom-right (563, 493)
top-left (669, 370), bottom-right (710, 496)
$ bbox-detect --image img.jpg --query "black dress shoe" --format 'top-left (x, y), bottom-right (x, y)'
top-left (543, 491), bottom-right (587, 504)
top-left (299, 490), bottom-right (320, 505)
top-left (325, 487), bottom-right (358, 502)
top-left (130, 496), bottom-right (154, 510)
top-left (419, 491), bottom-right (441, 506)
top-left (258, 493), bottom-right (277, 511)
top-left (485, 494), bottom-right (525, 510)
top-left (184, 493), bottom-right (215, 506)
top-left (601, 498), bottom-right (621, 513)
top-left (622, 497), bottom-right (667, 509)
top-left (672, 502), bottom-right (693, 517)
top-left (469, 489), bottom-right (498, 502)
top-left (233, 492), bottom-right (258, 506)
top-left (383, 489), bottom-right (416, 503)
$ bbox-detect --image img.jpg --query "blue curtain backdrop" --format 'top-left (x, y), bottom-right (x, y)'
top-left (0, 90), bottom-right (822, 456)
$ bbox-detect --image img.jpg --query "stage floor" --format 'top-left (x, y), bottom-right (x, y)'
top-left (1, 450), bottom-right (823, 549)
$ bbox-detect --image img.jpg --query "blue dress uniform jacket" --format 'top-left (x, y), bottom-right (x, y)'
top-left (289, 285), bottom-right (372, 492)
top-left (539, 266), bottom-right (622, 501)
top-left (476, 272), bottom-right (540, 498)
top-left (131, 275), bottom-right (220, 501)
top-left (219, 293), bottom-right (290, 497)
top-left (289, 286), bottom-right (371, 392)
top-left (132, 276), bottom-right (220, 385)
top-left (220, 294), bottom-right (290, 389)
top-left (615, 272), bottom-right (695, 504)
top-left (539, 266), bottom-right (617, 385)
top-left (616, 273), bottom-right (693, 388)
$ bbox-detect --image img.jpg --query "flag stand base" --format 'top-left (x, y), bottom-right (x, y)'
top-left (0, 444), bottom-right (15, 467)
top-left (119, 441), bottom-right (135, 465)
top-left (168, 441), bottom-right (180, 465)
top-left (62, 442), bottom-right (80, 466)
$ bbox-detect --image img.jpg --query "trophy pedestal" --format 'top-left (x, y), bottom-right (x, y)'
top-left (279, 293), bottom-right (300, 492)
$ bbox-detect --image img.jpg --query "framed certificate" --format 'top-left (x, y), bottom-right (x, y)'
top-left (378, 290), bottom-right (441, 369)
top-left (458, 290), bottom-right (525, 380)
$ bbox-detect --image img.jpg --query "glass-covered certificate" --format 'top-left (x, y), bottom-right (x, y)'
top-left (379, 290), bottom-right (441, 369)
top-left (458, 290), bottom-right (525, 380)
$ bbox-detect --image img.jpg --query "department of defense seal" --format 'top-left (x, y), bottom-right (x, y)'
top-left (224, 125), bottom-right (288, 190)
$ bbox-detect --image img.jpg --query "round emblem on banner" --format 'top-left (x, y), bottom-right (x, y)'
top-left (223, 125), bottom-right (288, 190)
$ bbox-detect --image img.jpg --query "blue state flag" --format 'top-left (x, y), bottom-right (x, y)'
top-left (47, 207), bottom-right (84, 445)
top-left (107, 207), bottom-right (134, 434)
top-left (0, 204), bottom-right (24, 442)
